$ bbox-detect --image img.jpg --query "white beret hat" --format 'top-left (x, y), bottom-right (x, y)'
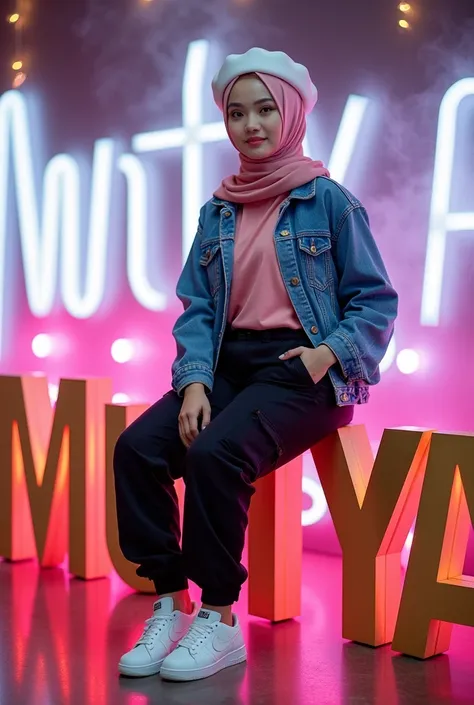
top-left (212, 47), bottom-right (318, 115)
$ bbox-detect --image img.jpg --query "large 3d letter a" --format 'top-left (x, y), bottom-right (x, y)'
top-left (421, 78), bottom-right (474, 326)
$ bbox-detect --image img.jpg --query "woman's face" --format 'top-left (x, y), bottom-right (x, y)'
top-left (226, 74), bottom-right (283, 159)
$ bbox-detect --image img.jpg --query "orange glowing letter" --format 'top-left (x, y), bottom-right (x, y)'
top-left (0, 375), bottom-right (112, 579)
top-left (312, 425), bottom-right (433, 646)
top-left (392, 432), bottom-right (474, 658)
top-left (105, 403), bottom-right (153, 593)
top-left (105, 402), bottom-right (185, 593)
top-left (248, 456), bottom-right (303, 622)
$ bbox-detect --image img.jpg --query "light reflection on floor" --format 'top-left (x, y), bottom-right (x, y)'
top-left (0, 552), bottom-right (473, 705)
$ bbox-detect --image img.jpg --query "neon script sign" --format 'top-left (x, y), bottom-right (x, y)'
top-left (0, 40), bottom-right (473, 356)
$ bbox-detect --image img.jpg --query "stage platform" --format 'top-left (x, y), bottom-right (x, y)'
top-left (1, 551), bottom-right (473, 705)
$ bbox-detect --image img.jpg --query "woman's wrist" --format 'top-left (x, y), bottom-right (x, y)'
top-left (317, 344), bottom-right (338, 368)
top-left (184, 383), bottom-right (205, 396)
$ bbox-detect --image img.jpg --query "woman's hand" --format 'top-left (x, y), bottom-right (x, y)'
top-left (279, 344), bottom-right (337, 384)
top-left (179, 383), bottom-right (211, 448)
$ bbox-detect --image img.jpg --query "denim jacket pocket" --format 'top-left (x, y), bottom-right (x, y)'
top-left (298, 234), bottom-right (333, 291)
top-left (199, 241), bottom-right (222, 296)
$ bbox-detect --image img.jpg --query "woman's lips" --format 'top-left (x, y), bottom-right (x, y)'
top-left (246, 137), bottom-right (266, 146)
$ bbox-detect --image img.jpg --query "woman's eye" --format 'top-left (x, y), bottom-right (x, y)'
top-left (261, 106), bottom-right (274, 114)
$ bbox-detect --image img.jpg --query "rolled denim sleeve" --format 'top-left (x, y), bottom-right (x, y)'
top-left (171, 210), bottom-right (216, 396)
top-left (322, 205), bottom-right (398, 383)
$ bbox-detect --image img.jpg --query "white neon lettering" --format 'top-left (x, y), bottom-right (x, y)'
top-left (302, 475), bottom-right (328, 526)
top-left (118, 154), bottom-right (167, 310)
top-left (421, 78), bottom-right (474, 326)
top-left (6, 39), bottom-right (465, 358)
top-left (327, 95), bottom-right (370, 183)
top-left (182, 40), bottom-right (209, 266)
top-left (132, 40), bottom-right (227, 264)
top-left (302, 95), bottom-right (370, 186)
top-left (62, 139), bottom-right (114, 317)
top-left (379, 335), bottom-right (396, 374)
top-left (0, 90), bottom-right (57, 359)
top-left (0, 91), bottom-right (113, 353)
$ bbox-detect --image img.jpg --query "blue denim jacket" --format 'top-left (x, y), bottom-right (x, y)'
top-left (171, 177), bottom-right (398, 406)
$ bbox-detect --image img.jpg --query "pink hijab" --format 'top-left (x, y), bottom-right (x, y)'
top-left (214, 72), bottom-right (329, 203)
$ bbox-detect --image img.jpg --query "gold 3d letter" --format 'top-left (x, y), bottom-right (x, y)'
top-left (312, 425), bottom-right (433, 646)
top-left (248, 456), bottom-right (303, 622)
top-left (105, 403), bottom-right (153, 593)
top-left (0, 375), bottom-right (112, 579)
top-left (105, 402), bottom-right (185, 593)
top-left (392, 431), bottom-right (474, 658)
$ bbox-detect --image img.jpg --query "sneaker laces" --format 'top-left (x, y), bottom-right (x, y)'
top-left (136, 614), bottom-right (172, 647)
top-left (179, 622), bottom-right (214, 652)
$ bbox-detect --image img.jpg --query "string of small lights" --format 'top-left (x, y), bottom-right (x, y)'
top-left (7, 1), bottom-right (27, 88)
top-left (398, 2), bottom-right (414, 31)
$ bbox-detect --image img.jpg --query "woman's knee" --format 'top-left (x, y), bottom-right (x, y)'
top-left (113, 422), bottom-right (147, 472)
top-left (185, 432), bottom-right (220, 479)
top-left (185, 431), bottom-right (249, 486)
top-left (186, 430), bottom-right (210, 460)
top-left (114, 394), bottom-right (181, 468)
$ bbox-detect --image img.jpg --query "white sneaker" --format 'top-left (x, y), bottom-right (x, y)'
top-left (118, 597), bottom-right (197, 677)
top-left (159, 608), bottom-right (247, 682)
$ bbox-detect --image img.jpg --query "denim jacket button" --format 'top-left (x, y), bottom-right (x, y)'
top-left (341, 393), bottom-right (349, 402)
top-left (290, 277), bottom-right (300, 286)
top-left (280, 230), bottom-right (290, 237)
top-left (223, 211), bottom-right (231, 218)
top-left (310, 245), bottom-right (317, 253)
top-left (311, 325), bottom-right (318, 334)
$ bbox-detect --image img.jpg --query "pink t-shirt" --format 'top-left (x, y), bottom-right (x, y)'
top-left (228, 196), bottom-right (301, 330)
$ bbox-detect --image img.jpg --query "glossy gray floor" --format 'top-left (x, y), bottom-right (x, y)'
top-left (0, 552), bottom-right (473, 705)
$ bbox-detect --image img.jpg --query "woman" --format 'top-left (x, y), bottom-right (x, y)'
top-left (114, 47), bottom-right (398, 683)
